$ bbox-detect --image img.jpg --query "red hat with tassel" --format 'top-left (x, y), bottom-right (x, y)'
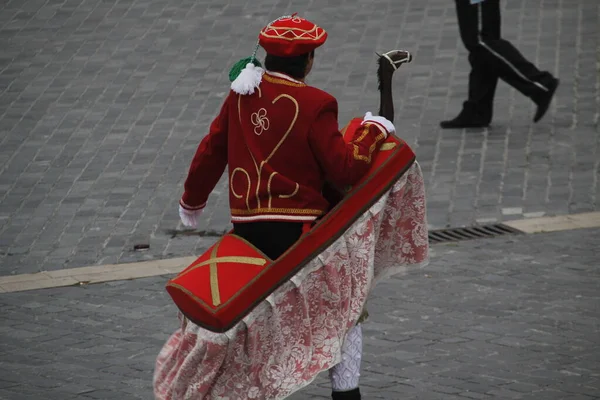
top-left (258, 13), bottom-right (328, 57)
top-left (229, 14), bottom-right (327, 95)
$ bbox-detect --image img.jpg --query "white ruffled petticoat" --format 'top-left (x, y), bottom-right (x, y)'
top-left (154, 162), bottom-right (429, 400)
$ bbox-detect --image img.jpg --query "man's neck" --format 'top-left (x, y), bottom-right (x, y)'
top-left (266, 70), bottom-right (306, 83)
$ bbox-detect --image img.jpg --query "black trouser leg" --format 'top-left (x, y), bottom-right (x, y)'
top-left (455, 0), bottom-right (499, 120)
top-left (332, 388), bottom-right (361, 399)
top-left (469, 0), bottom-right (554, 99)
top-left (232, 221), bottom-right (303, 260)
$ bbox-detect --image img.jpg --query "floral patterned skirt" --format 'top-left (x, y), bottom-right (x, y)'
top-left (153, 162), bottom-right (429, 400)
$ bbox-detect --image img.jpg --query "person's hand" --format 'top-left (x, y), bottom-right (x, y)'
top-left (179, 205), bottom-right (203, 228)
top-left (362, 112), bottom-right (395, 136)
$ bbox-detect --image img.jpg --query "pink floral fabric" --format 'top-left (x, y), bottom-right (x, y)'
top-left (154, 162), bottom-right (429, 400)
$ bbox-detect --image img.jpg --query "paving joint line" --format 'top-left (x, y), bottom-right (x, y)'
top-left (1, 211), bottom-right (599, 294)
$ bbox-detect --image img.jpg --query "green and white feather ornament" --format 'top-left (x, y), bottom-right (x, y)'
top-left (229, 14), bottom-right (293, 95)
top-left (230, 42), bottom-right (264, 95)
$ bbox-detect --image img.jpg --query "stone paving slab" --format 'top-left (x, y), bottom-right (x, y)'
top-left (0, 0), bottom-right (598, 277)
top-left (0, 228), bottom-right (598, 399)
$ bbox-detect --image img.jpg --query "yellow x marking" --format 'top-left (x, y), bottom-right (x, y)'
top-left (176, 241), bottom-right (267, 307)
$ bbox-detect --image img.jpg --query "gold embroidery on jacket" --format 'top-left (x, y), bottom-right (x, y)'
top-left (267, 172), bottom-right (301, 208)
top-left (231, 207), bottom-right (325, 216)
top-left (232, 93), bottom-right (302, 212)
top-left (267, 172), bottom-right (277, 209)
top-left (230, 167), bottom-right (251, 210)
top-left (263, 74), bottom-right (306, 87)
top-left (278, 182), bottom-right (299, 199)
top-left (251, 108), bottom-right (270, 135)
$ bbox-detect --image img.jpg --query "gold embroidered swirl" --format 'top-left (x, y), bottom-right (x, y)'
top-left (230, 167), bottom-right (251, 210)
top-left (233, 93), bottom-right (301, 211)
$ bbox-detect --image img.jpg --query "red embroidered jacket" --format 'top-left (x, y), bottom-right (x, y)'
top-left (180, 71), bottom-right (388, 223)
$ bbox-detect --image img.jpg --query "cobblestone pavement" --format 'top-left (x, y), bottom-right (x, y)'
top-left (0, 0), bottom-right (599, 275)
top-left (0, 228), bottom-right (598, 399)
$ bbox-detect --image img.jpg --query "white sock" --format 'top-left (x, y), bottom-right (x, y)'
top-left (329, 324), bottom-right (363, 391)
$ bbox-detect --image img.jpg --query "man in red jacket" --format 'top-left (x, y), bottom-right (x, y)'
top-left (177, 14), bottom-right (395, 400)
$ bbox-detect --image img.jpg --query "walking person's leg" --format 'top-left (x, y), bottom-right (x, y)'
top-left (442, 0), bottom-right (559, 128)
top-left (441, 0), bottom-right (500, 128)
top-left (473, 0), bottom-right (558, 122)
top-left (329, 324), bottom-right (363, 400)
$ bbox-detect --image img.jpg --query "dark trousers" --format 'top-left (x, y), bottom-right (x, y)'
top-left (455, 0), bottom-right (553, 120)
top-left (233, 221), bottom-right (304, 260)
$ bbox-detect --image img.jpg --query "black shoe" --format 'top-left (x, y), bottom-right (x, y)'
top-left (440, 110), bottom-right (490, 129)
top-left (332, 388), bottom-right (361, 400)
top-left (533, 77), bottom-right (559, 123)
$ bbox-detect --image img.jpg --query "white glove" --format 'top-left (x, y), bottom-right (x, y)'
top-left (179, 205), bottom-right (203, 228)
top-left (362, 112), bottom-right (395, 137)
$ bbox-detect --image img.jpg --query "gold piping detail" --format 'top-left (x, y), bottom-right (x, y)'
top-left (251, 108), bottom-right (270, 136)
top-left (267, 172), bottom-right (277, 209)
top-left (353, 132), bottom-right (386, 163)
top-left (353, 126), bottom-right (370, 143)
top-left (209, 243), bottom-right (220, 306)
top-left (232, 94), bottom-right (301, 211)
top-left (380, 142), bottom-right (397, 151)
top-left (260, 25), bottom-right (326, 41)
top-left (238, 91), bottom-right (263, 209)
top-left (231, 167), bottom-right (251, 210)
top-left (279, 182), bottom-right (299, 199)
top-left (266, 94), bottom-right (299, 162)
top-left (231, 207), bottom-right (325, 216)
top-left (229, 234), bottom-right (273, 261)
top-left (177, 255), bottom-right (268, 280)
top-left (263, 74), bottom-right (306, 87)
top-left (268, 172), bottom-right (300, 207)
top-left (167, 282), bottom-right (212, 309)
top-left (175, 234), bottom-right (268, 280)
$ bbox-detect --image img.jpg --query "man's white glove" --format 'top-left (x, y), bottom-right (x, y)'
top-left (362, 112), bottom-right (395, 137)
top-left (179, 205), bottom-right (203, 228)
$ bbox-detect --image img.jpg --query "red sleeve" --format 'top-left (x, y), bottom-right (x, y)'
top-left (308, 97), bottom-right (387, 188)
top-left (180, 97), bottom-right (229, 210)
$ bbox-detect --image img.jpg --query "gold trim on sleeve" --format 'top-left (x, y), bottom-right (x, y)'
top-left (352, 132), bottom-right (386, 163)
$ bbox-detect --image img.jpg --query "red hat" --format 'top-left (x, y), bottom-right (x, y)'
top-left (258, 13), bottom-right (328, 57)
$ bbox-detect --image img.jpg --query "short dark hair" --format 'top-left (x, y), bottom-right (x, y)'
top-left (264, 51), bottom-right (314, 80)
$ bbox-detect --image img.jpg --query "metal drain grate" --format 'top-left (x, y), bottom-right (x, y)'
top-left (428, 223), bottom-right (523, 244)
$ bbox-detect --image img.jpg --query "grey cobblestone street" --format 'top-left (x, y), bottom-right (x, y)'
top-left (0, 0), bottom-right (599, 399)
top-left (0, 0), bottom-right (599, 275)
top-left (0, 228), bottom-right (599, 399)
